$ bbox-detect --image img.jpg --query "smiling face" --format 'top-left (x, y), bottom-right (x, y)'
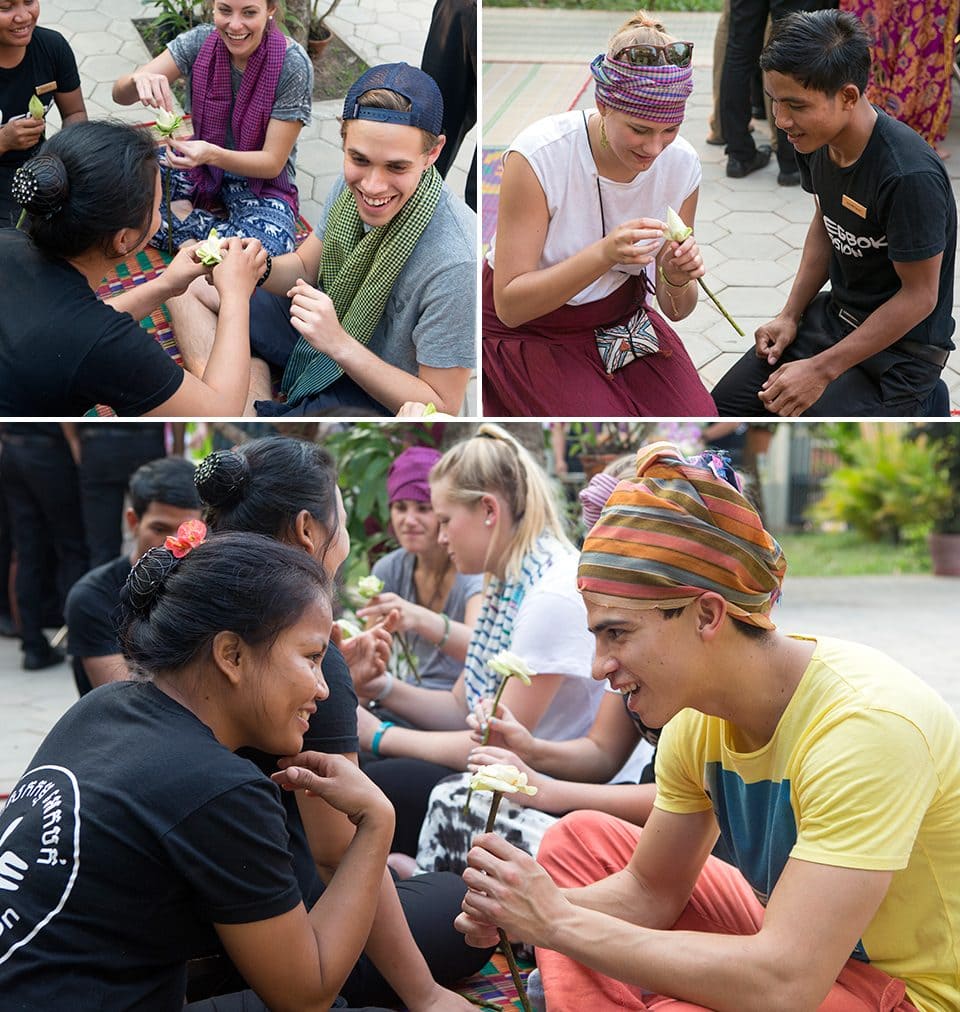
top-left (341, 118), bottom-right (441, 226)
top-left (764, 69), bottom-right (852, 155)
top-left (0, 0), bottom-right (38, 51)
top-left (601, 106), bottom-right (681, 174)
top-left (212, 0), bottom-right (275, 64)
top-left (585, 601), bottom-right (698, 730)
top-left (390, 498), bottom-right (439, 555)
top-left (239, 594), bottom-right (332, 756)
top-left (431, 478), bottom-right (492, 575)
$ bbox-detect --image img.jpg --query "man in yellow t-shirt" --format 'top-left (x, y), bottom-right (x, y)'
top-left (453, 441), bottom-right (960, 1012)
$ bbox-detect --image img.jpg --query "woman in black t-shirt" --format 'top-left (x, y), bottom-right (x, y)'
top-left (197, 436), bottom-right (487, 1011)
top-left (0, 529), bottom-right (396, 1011)
top-left (0, 121), bottom-right (265, 417)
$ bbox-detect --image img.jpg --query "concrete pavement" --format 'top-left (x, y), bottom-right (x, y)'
top-left (482, 8), bottom-right (960, 411)
top-left (2, 573), bottom-right (957, 795)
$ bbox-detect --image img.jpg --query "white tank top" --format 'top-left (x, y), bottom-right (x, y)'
top-left (486, 109), bottom-right (702, 305)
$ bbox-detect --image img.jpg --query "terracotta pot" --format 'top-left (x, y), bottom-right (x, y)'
top-left (928, 532), bottom-right (960, 576)
top-left (307, 26), bottom-right (332, 57)
top-left (579, 453), bottom-right (622, 480)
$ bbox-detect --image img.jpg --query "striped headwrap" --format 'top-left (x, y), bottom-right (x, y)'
top-left (589, 53), bottom-right (693, 124)
top-left (577, 442), bottom-right (786, 629)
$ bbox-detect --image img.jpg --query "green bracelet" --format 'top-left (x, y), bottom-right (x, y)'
top-left (371, 721), bottom-right (395, 757)
top-left (436, 612), bottom-right (451, 649)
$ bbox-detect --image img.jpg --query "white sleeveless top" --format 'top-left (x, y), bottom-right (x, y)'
top-left (486, 109), bottom-right (702, 305)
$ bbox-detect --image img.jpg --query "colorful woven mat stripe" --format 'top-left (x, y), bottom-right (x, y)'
top-left (455, 952), bottom-right (534, 1012)
top-left (481, 147), bottom-right (505, 256)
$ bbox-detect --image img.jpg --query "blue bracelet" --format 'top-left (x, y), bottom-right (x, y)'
top-left (371, 721), bottom-right (395, 758)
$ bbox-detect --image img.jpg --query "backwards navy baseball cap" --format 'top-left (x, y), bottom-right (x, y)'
top-left (342, 63), bottom-right (444, 136)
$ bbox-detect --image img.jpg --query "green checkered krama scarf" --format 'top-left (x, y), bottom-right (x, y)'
top-left (280, 165), bottom-right (444, 405)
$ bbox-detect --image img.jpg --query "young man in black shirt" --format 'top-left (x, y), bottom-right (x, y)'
top-left (65, 455), bottom-right (201, 696)
top-left (712, 9), bottom-right (956, 417)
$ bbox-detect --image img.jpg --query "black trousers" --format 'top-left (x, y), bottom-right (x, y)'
top-left (719, 0), bottom-right (823, 172)
top-left (361, 755), bottom-right (457, 857)
top-left (77, 424), bottom-right (167, 568)
top-left (421, 0), bottom-right (477, 210)
top-left (0, 434), bottom-right (88, 652)
top-left (711, 292), bottom-right (944, 416)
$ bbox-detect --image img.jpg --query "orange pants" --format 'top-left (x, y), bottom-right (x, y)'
top-left (535, 811), bottom-right (917, 1012)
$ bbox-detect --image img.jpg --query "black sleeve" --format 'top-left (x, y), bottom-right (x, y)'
top-left (796, 150), bottom-right (814, 196)
top-left (72, 300), bottom-right (185, 415)
top-left (881, 171), bottom-right (951, 263)
top-left (304, 641), bottom-right (359, 754)
top-left (48, 29), bottom-right (81, 92)
top-left (164, 777), bottom-right (302, 925)
top-left (65, 577), bottom-right (120, 660)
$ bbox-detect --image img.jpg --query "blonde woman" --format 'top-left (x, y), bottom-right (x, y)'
top-left (356, 424), bottom-right (605, 855)
top-left (483, 12), bottom-right (716, 416)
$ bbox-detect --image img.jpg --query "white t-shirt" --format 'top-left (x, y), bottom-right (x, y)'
top-left (509, 552), bottom-right (605, 741)
top-left (486, 109), bottom-right (702, 305)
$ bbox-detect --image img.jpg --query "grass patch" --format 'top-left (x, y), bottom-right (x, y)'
top-left (310, 33), bottom-right (368, 102)
top-left (483, 0), bottom-right (723, 11)
top-left (774, 530), bottom-right (932, 577)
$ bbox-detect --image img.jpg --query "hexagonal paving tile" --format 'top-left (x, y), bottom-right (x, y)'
top-left (714, 232), bottom-right (791, 261)
top-left (69, 31), bottom-right (123, 57)
top-left (713, 258), bottom-right (794, 289)
top-left (712, 286), bottom-right (785, 319)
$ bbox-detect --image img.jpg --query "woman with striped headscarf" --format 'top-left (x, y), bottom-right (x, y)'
top-left (482, 12), bottom-right (717, 417)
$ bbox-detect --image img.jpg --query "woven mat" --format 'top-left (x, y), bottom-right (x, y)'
top-left (455, 951), bottom-right (534, 1012)
top-left (90, 216), bottom-right (312, 416)
top-left (481, 147), bottom-right (505, 256)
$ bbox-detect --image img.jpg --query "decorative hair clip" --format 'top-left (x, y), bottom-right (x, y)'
top-left (195, 449), bottom-right (248, 507)
top-left (164, 519), bottom-right (207, 558)
top-left (11, 165), bottom-right (39, 208)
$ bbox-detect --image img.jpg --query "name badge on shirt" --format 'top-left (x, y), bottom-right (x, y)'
top-left (841, 194), bottom-right (867, 219)
top-left (35, 81), bottom-right (58, 95)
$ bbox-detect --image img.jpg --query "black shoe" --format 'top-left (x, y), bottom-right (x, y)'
top-left (777, 169), bottom-right (802, 187)
top-left (0, 612), bottom-right (17, 638)
top-left (23, 644), bottom-right (66, 671)
top-left (726, 144), bottom-right (772, 178)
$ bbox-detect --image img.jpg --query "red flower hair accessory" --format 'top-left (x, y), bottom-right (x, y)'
top-left (164, 519), bottom-right (207, 558)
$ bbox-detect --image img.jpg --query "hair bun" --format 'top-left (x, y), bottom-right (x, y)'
top-left (195, 449), bottom-right (250, 508)
top-left (124, 546), bottom-right (179, 618)
top-left (11, 154), bottom-right (69, 219)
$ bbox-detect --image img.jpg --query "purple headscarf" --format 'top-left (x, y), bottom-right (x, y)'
top-left (388, 446), bottom-right (442, 504)
top-left (590, 53), bottom-right (693, 124)
top-left (578, 471), bottom-right (621, 532)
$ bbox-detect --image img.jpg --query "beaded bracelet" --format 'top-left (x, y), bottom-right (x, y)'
top-left (436, 612), bottom-right (451, 649)
top-left (371, 721), bottom-right (395, 757)
top-left (256, 253), bottom-right (273, 288)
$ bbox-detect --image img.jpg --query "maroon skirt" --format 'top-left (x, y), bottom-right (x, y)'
top-left (481, 263), bottom-right (717, 417)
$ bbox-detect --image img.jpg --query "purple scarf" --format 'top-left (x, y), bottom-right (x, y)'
top-left (589, 53), bottom-right (693, 124)
top-left (188, 26), bottom-right (298, 211)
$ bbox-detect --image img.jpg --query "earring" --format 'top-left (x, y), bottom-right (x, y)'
top-left (599, 117), bottom-right (609, 149)
top-left (484, 518), bottom-right (493, 527)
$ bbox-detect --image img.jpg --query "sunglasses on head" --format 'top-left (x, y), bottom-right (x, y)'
top-left (615, 41), bottom-right (694, 67)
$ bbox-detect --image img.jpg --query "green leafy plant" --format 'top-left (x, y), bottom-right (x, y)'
top-left (308, 0), bottom-right (343, 39)
top-left (144, 0), bottom-right (207, 42)
top-left (809, 425), bottom-right (953, 544)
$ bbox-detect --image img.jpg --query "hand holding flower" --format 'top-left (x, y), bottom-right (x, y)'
top-left (131, 71), bottom-right (176, 112)
top-left (464, 765), bottom-right (539, 1012)
top-left (211, 237), bottom-right (267, 299)
top-left (602, 217), bottom-right (665, 269)
top-left (662, 205), bottom-right (743, 336)
top-left (467, 700), bottom-right (536, 759)
top-left (164, 138), bottom-right (217, 171)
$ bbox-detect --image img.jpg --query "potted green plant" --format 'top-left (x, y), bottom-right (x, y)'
top-left (307, 0), bottom-right (343, 55)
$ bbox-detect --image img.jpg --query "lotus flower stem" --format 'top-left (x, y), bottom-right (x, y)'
top-left (697, 277), bottom-right (744, 336)
top-left (396, 631), bottom-right (421, 684)
top-left (164, 164), bottom-right (174, 257)
top-left (482, 791), bottom-right (533, 1012)
top-left (463, 674), bottom-right (512, 812)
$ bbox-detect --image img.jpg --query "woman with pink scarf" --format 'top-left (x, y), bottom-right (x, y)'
top-left (482, 12), bottom-right (716, 417)
top-left (113, 0), bottom-right (311, 255)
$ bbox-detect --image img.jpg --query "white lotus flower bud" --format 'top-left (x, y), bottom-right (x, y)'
top-left (468, 763), bottom-right (538, 796)
top-left (356, 575), bottom-right (385, 601)
top-left (664, 206), bottom-right (693, 243)
top-left (195, 228), bottom-right (224, 266)
top-left (487, 651), bottom-right (535, 685)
